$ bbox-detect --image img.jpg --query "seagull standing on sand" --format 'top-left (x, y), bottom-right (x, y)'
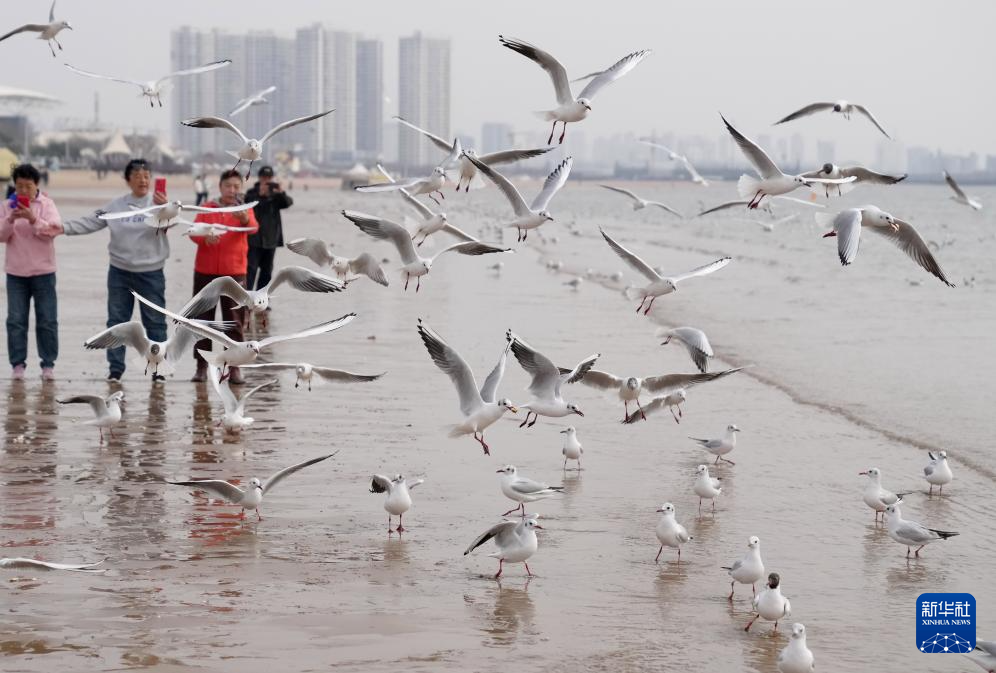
top-left (745, 572), bottom-right (792, 632)
top-left (0, 1), bottom-right (71, 57)
top-left (774, 100), bottom-right (892, 138)
top-left (286, 237), bottom-right (388, 286)
top-left (507, 332), bottom-right (598, 427)
top-left (655, 503), bottom-right (692, 562)
top-left (65, 60), bottom-right (231, 108)
top-left (600, 228), bottom-right (731, 315)
top-left (923, 450), bottom-right (953, 494)
top-left (464, 153), bottom-right (572, 242)
top-left (240, 362), bottom-right (382, 392)
top-left (690, 424), bottom-right (741, 465)
top-left (498, 35), bottom-right (650, 144)
top-left (416, 320), bottom-right (518, 455)
top-left (497, 465), bottom-right (563, 517)
top-left (815, 206), bottom-right (955, 286)
top-left (229, 85), bottom-right (277, 117)
top-left (342, 210), bottom-right (511, 292)
top-left (560, 426), bottom-right (583, 470)
top-left (858, 467), bottom-right (912, 521)
top-left (464, 515), bottom-right (543, 579)
top-left (57, 391), bottom-right (124, 441)
top-left (778, 624), bottom-right (816, 673)
top-left (723, 114), bottom-right (855, 209)
top-left (723, 535), bottom-right (765, 599)
top-left (166, 453), bottom-right (337, 521)
top-left (599, 185), bottom-right (683, 218)
top-left (943, 171), bottom-right (982, 210)
top-left (660, 327), bottom-right (714, 373)
top-left (181, 109), bottom-right (335, 176)
top-left (693, 464), bottom-right (722, 511)
top-left (370, 474), bottom-right (424, 533)
top-left (393, 117), bottom-right (553, 191)
top-left (884, 502), bottom-right (959, 558)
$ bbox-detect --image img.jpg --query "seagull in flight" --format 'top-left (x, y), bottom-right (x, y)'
top-left (601, 228), bottom-right (731, 315)
top-left (815, 206), bottom-right (955, 286)
top-left (943, 171), bottom-right (982, 210)
top-left (342, 210), bottom-right (511, 292)
top-left (240, 362), bottom-right (383, 392)
top-left (393, 117), bottom-right (553, 191)
top-left (640, 140), bottom-right (709, 186)
top-left (98, 199), bottom-right (256, 231)
top-left (0, 557), bottom-right (105, 573)
top-left (599, 185), bottom-right (683, 218)
top-left (229, 85), bottom-right (277, 117)
top-left (659, 327), bottom-right (714, 373)
top-left (507, 331), bottom-right (599, 427)
top-left (696, 195), bottom-right (824, 218)
top-left (83, 319), bottom-right (227, 378)
top-left (202, 360), bottom-right (277, 432)
top-left (723, 114), bottom-right (855, 209)
top-left (166, 453), bottom-right (338, 521)
top-left (465, 153), bottom-right (572, 242)
top-left (181, 109), bottom-right (335, 177)
top-left (582, 368), bottom-right (745, 421)
top-left (416, 319), bottom-right (519, 455)
top-left (499, 35), bottom-right (650, 144)
top-left (774, 100), bottom-right (891, 138)
top-left (375, 164), bottom-right (476, 247)
top-left (285, 237), bottom-right (389, 286)
top-left (57, 391), bottom-right (124, 441)
top-left (0, 1), bottom-right (71, 57)
top-left (800, 163), bottom-right (907, 197)
top-left (179, 266), bottom-right (345, 319)
top-left (65, 60), bottom-right (231, 108)
top-left (356, 139), bottom-right (462, 205)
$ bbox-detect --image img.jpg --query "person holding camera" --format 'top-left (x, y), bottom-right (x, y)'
top-left (244, 165), bottom-right (293, 293)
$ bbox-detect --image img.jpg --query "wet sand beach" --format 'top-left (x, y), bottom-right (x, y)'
top-left (2, 172), bottom-right (994, 672)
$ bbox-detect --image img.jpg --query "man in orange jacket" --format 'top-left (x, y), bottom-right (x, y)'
top-left (187, 169), bottom-right (259, 383)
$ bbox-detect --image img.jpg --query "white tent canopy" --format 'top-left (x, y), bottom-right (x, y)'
top-left (100, 130), bottom-right (131, 158)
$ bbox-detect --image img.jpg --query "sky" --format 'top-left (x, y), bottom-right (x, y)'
top-left (2, 0), bottom-right (994, 163)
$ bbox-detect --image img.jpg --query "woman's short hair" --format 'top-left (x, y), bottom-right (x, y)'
top-left (219, 169), bottom-right (243, 184)
top-left (124, 159), bottom-right (151, 180)
top-left (12, 164), bottom-right (41, 184)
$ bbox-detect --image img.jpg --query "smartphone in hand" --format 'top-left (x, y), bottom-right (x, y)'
top-left (155, 178), bottom-right (167, 195)
top-left (16, 195), bottom-right (30, 209)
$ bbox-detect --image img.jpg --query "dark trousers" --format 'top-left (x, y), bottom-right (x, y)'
top-left (6, 272), bottom-right (58, 368)
top-left (246, 247), bottom-right (276, 291)
top-left (107, 266), bottom-right (166, 375)
top-left (195, 191), bottom-right (209, 206)
top-left (192, 271), bottom-right (246, 365)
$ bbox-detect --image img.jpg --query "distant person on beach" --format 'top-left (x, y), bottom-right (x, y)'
top-left (186, 169), bottom-right (258, 384)
top-left (194, 174), bottom-right (208, 205)
top-left (0, 164), bottom-right (61, 381)
top-left (49, 158), bottom-right (169, 381)
top-left (245, 165), bottom-right (293, 294)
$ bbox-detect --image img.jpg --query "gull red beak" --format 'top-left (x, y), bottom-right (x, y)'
top-left (533, 524), bottom-right (544, 530)
top-left (822, 230), bottom-right (837, 238)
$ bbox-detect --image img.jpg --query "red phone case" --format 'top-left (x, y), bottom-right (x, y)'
top-left (16, 195), bottom-right (29, 209)
top-left (155, 178), bottom-right (167, 194)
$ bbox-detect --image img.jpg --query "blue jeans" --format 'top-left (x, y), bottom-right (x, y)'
top-left (6, 272), bottom-right (58, 369)
top-left (107, 265), bottom-right (166, 375)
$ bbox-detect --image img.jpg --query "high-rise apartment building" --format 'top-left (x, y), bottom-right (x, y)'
top-left (398, 32), bottom-right (451, 170)
top-left (356, 39), bottom-right (383, 161)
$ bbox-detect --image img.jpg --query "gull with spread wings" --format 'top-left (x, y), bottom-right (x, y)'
top-left (179, 265), bottom-right (345, 320)
top-left (375, 164), bottom-right (476, 247)
top-left (507, 331), bottom-right (599, 428)
top-left (800, 163), bottom-right (906, 197)
top-left (65, 59), bottom-right (231, 107)
top-left (355, 139), bottom-right (462, 205)
top-left (201, 360), bottom-right (276, 432)
top-left (639, 140), bottom-right (709, 187)
top-left (0, 1), bottom-right (71, 57)
top-left (84, 319), bottom-right (228, 378)
top-left (229, 85), bottom-right (277, 117)
top-left (774, 100), bottom-right (892, 138)
top-left (582, 367), bottom-right (747, 421)
top-left (943, 171), bottom-right (982, 210)
top-left (600, 184), bottom-right (683, 218)
top-left (286, 237), bottom-right (388, 286)
top-left (57, 391), bottom-right (124, 441)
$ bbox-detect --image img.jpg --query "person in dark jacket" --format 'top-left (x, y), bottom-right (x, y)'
top-left (245, 165), bottom-right (293, 293)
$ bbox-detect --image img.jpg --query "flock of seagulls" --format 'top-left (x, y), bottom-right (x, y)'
top-left (3, 20), bottom-right (983, 672)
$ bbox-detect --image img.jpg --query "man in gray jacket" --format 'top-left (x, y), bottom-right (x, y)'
top-left (52, 159), bottom-right (169, 381)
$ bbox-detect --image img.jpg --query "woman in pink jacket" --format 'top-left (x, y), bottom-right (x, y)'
top-left (0, 164), bottom-right (61, 380)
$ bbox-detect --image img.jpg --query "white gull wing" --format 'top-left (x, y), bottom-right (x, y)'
top-left (477, 147), bottom-right (554, 166)
top-left (417, 319), bottom-right (484, 416)
top-left (205, 361), bottom-right (240, 415)
top-left (826, 208), bottom-right (863, 265)
top-left (774, 102), bottom-right (836, 125)
top-left (498, 35), bottom-right (573, 106)
top-left (579, 369), bottom-right (625, 390)
top-left (577, 49), bottom-right (651, 101)
top-left (286, 238), bottom-right (334, 267)
top-left (180, 276), bottom-right (252, 318)
top-left (600, 184), bottom-right (641, 204)
top-left (599, 228), bottom-right (661, 283)
top-left (509, 476), bottom-right (558, 495)
top-left (664, 327), bottom-right (713, 373)
top-left (180, 201), bottom-right (257, 215)
top-left (260, 109), bottom-right (335, 143)
top-left (84, 321), bottom-right (151, 354)
top-left (348, 253), bottom-right (389, 286)
top-left (852, 104), bottom-right (891, 139)
top-left (646, 202), bottom-right (684, 218)
top-left (180, 116), bottom-right (249, 143)
top-left (393, 115), bottom-right (454, 153)
top-left (722, 114), bottom-right (781, 179)
top-left (57, 395), bottom-right (108, 417)
top-left (311, 368), bottom-right (383, 383)
top-left (842, 166), bottom-right (907, 185)
top-left (342, 210), bottom-right (419, 265)
top-left (166, 324), bottom-right (205, 361)
top-left (234, 377), bottom-right (278, 416)
top-left (943, 171), bottom-right (968, 200)
top-left (267, 266), bottom-right (346, 294)
top-left (133, 292), bottom-right (240, 348)
top-left (99, 203), bottom-right (167, 221)
top-left (64, 63), bottom-right (145, 91)
top-left (479, 338), bottom-right (512, 404)
top-left (261, 453), bottom-right (337, 495)
top-left (0, 557), bottom-right (105, 572)
top-left (167, 478), bottom-right (246, 503)
top-left (370, 474), bottom-right (392, 493)
top-left (0, 24), bottom-right (52, 42)
top-left (671, 257), bottom-right (732, 283)
top-left (256, 313), bottom-right (356, 350)
top-left (530, 157), bottom-right (572, 211)
top-left (49, 0), bottom-right (56, 22)
top-left (463, 153), bottom-right (531, 217)
top-left (644, 367), bottom-right (748, 394)
top-left (464, 520), bottom-right (520, 555)
top-left (155, 59), bottom-right (231, 88)
top-left (509, 334), bottom-right (562, 399)
top-left (440, 222), bottom-right (478, 243)
top-left (428, 241), bottom-right (511, 265)
top-left (872, 218), bottom-right (955, 286)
